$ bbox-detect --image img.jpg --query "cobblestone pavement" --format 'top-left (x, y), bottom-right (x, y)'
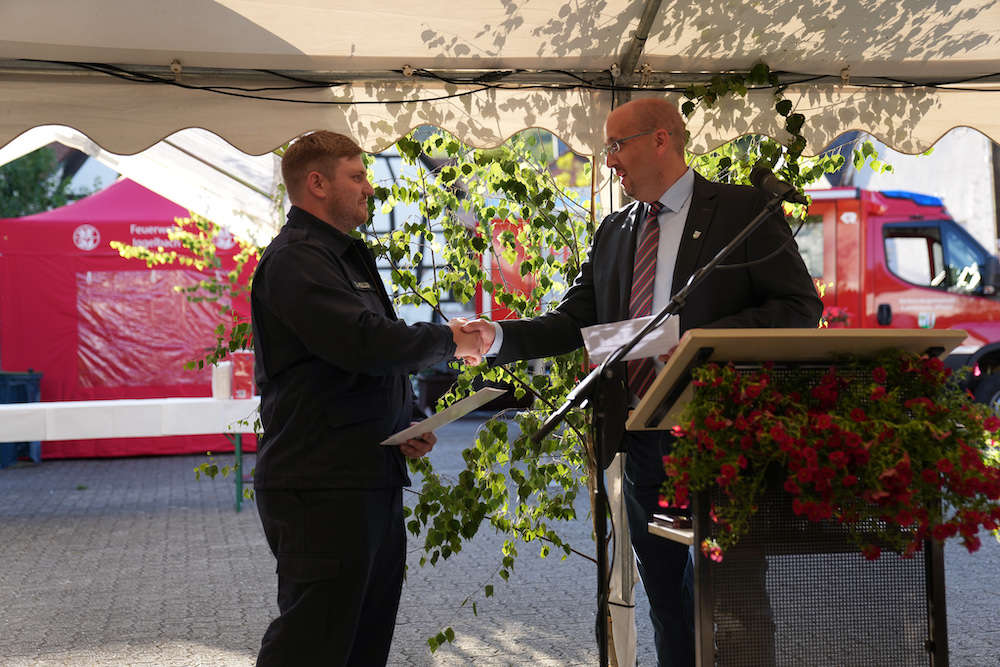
top-left (1, 417), bottom-right (997, 666)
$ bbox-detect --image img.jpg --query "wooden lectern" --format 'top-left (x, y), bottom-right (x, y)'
top-left (626, 328), bottom-right (965, 667)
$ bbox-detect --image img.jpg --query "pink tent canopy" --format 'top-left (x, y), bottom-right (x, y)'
top-left (0, 179), bottom-right (256, 458)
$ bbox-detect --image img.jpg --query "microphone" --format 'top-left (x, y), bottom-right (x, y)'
top-left (749, 161), bottom-right (809, 205)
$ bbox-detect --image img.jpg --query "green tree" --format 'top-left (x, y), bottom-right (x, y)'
top-left (0, 147), bottom-right (85, 218)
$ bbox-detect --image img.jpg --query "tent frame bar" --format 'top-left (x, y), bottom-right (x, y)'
top-left (5, 59), bottom-right (1000, 90)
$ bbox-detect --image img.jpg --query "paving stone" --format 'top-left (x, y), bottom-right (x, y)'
top-left (0, 417), bottom-right (997, 665)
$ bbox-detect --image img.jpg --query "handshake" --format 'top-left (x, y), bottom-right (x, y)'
top-left (447, 317), bottom-right (496, 365)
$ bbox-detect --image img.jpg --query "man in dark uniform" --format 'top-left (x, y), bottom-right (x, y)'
top-left (250, 131), bottom-right (482, 666)
top-left (464, 98), bottom-right (822, 666)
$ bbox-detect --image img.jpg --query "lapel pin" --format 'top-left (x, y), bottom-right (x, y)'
top-left (692, 230), bottom-right (702, 239)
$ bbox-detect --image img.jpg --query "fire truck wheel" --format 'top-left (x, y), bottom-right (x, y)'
top-left (973, 373), bottom-right (1000, 414)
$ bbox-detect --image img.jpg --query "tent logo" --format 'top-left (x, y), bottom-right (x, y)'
top-left (213, 228), bottom-right (235, 250)
top-left (73, 224), bottom-right (101, 251)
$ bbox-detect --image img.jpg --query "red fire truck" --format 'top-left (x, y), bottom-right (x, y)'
top-left (800, 188), bottom-right (1000, 409)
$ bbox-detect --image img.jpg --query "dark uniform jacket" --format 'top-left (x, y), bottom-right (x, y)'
top-left (496, 173), bottom-right (823, 455)
top-left (251, 206), bottom-right (455, 490)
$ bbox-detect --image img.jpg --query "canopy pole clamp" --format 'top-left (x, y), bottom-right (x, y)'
top-left (840, 66), bottom-right (850, 86)
top-left (402, 65), bottom-right (415, 77)
top-left (170, 59), bottom-right (183, 82)
top-left (639, 63), bottom-right (654, 88)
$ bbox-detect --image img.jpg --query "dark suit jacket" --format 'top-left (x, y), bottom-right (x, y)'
top-left (495, 172), bottom-right (823, 457)
top-left (251, 207), bottom-right (456, 490)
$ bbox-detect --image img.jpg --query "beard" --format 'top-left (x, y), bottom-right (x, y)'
top-left (327, 194), bottom-right (369, 230)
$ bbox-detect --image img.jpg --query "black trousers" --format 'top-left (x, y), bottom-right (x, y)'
top-left (255, 487), bottom-right (405, 667)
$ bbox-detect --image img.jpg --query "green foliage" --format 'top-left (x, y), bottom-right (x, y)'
top-left (426, 626), bottom-right (456, 652)
top-left (377, 131), bottom-right (597, 638)
top-left (194, 449), bottom-right (256, 502)
top-left (0, 147), bottom-right (92, 218)
top-left (682, 63), bottom-right (889, 203)
top-left (987, 438), bottom-right (1000, 543)
top-left (368, 67), bottom-right (890, 650)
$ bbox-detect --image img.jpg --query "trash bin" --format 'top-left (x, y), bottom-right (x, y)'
top-left (0, 370), bottom-right (43, 468)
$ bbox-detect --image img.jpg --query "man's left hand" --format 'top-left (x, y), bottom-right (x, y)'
top-left (657, 344), bottom-right (678, 363)
top-left (400, 427), bottom-right (436, 459)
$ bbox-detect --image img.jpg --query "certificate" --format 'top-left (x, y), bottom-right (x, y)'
top-left (581, 315), bottom-right (679, 364)
top-left (380, 386), bottom-right (507, 445)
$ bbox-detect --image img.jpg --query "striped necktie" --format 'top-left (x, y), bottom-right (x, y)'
top-left (627, 201), bottom-right (664, 399)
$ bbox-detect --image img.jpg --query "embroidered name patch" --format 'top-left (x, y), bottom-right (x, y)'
top-left (354, 281), bottom-right (373, 290)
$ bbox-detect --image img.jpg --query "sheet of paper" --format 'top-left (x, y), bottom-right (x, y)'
top-left (581, 315), bottom-right (680, 364)
top-left (381, 387), bottom-right (507, 445)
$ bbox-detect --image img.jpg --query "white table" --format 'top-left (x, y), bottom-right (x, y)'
top-left (0, 397), bottom-right (260, 510)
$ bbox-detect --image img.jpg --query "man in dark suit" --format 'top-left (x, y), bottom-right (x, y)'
top-left (464, 98), bottom-right (822, 666)
top-left (250, 131), bottom-right (482, 666)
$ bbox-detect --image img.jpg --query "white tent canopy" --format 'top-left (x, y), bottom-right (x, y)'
top-left (2, 0), bottom-right (999, 156)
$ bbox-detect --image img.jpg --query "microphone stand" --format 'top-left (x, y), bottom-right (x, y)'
top-left (532, 191), bottom-right (788, 666)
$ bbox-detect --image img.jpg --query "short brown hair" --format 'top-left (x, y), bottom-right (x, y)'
top-left (281, 131), bottom-right (363, 201)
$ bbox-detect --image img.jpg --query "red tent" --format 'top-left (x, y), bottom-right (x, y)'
top-left (0, 179), bottom-right (256, 458)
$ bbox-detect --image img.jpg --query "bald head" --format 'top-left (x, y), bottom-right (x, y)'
top-left (604, 98), bottom-right (688, 202)
top-left (608, 98), bottom-right (686, 157)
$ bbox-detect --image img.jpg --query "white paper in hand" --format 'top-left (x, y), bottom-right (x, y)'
top-left (381, 387), bottom-right (507, 445)
top-left (581, 316), bottom-right (680, 364)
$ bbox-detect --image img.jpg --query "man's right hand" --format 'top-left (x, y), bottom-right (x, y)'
top-left (448, 318), bottom-right (483, 365)
top-left (461, 319), bottom-right (496, 356)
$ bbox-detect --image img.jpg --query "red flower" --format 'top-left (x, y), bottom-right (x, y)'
top-left (784, 479), bottom-right (802, 495)
top-left (984, 416), bottom-right (1000, 433)
top-left (904, 397), bottom-right (935, 413)
top-left (701, 540), bottom-right (724, 563)
top-left (931, 523), bottom-right (957, 540)
top-left (812, 412), bottom-right (833, 430)
top-left (852, 448), bottom-right (870, 466)
top-left (870, 385), bottom-right (886, 401)
top-left (962, 534), bottom-right (982, 553)
top-left (704, 413), bottom-right (730, 431)
top-left (716, 464), bottom-right (738, 487)
top-left (850, 407), bottom-right (867, 423)
top-left (936, 458), bottom-right (953, 474)
top-left (861, 544), bottom-right (881, 560)
top-left (872, 366), bottom-right (887, 383)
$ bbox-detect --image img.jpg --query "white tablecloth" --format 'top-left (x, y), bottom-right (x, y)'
top-left (0, 397), bottom-right (260, 442)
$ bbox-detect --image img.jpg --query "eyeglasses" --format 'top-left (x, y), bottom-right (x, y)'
top-left (601, 130), bottom-right (657, 158)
